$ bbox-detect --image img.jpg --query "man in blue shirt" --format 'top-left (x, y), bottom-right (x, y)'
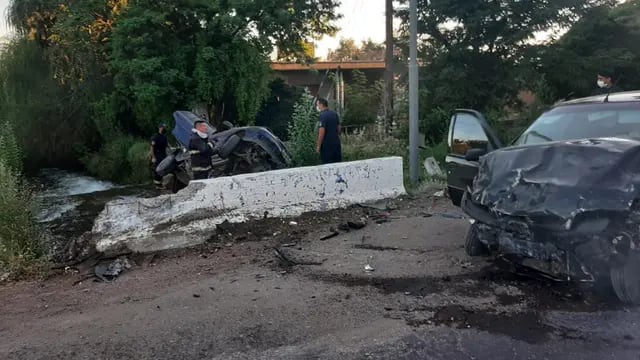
top-left (315, 98), bottom-right (342, 164)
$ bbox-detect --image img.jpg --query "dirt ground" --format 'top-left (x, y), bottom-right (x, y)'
top-left (2, 190), bottom-right (640, 360)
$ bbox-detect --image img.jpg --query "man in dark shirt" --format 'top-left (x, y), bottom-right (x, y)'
top-left (315, 98), bottom-right (342, 164)
top-left (150, 123), bottom-right (169, 189)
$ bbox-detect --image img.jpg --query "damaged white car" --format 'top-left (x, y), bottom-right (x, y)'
top-left (445, 90), bottom-right (640, 304)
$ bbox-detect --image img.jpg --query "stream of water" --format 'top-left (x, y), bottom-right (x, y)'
top-left (34, 169), bottom-right (153, 239)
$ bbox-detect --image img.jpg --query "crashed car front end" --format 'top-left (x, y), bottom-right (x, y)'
top-left (461, 138), bottom-right (640, 283)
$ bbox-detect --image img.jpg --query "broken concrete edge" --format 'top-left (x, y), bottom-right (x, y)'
top-left (92, 157), bottom-right (407, 254)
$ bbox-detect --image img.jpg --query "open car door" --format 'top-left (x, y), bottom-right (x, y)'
top-left (446, 110), bottom-right (502, 206)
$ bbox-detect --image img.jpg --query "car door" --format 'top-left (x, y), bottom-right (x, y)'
top-left (446, 110), bottom-right (503, 206)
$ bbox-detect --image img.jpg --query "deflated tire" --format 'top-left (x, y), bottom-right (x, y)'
top-left (610, 256), bottom-right (640, 305)
top-left (465, 223), bottom-right (488, 257)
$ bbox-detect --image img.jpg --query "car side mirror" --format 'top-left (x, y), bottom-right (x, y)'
top-left (465, 148), bottom-right (486, 161)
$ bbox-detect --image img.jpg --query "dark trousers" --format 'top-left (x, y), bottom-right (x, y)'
top-left (321, 145), bottom-right (342, 164)
top-left (151, 161), bottom-right (163, 187)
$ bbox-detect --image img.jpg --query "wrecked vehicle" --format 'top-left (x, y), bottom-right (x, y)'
top-left (156, 111), bottom-right (292, 192)
top-left (445, 90), bottom-right (640, 304)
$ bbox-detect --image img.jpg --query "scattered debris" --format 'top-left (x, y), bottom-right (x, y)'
top-left (364, 264), bottom-right (375, 272)
top-left (193, 294), bottom-right (201, 298)
top-left (209, 287), bottom-right (215, 291)
top-left (289, 221), bottom-right (298, 226)
top-left (281, 242), bottom-right (297, 247)
top-left (433, 190), bottom-right (445, 198)
top-left (347, 218), bottom-right (368, 230)
top-left (274, 247), bottom-right (326, 267)
top-left (94, 257), bottom-right (131, 282)
top-left (423, 157), bottom-right (445, 178)
top-left (0, 272), bottom-right (9, 283)
top-left (439, 213), bottom-right (465, 220)
top-left (320, 230), bottom-right (340, 241)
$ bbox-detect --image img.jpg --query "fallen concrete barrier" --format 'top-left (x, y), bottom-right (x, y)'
top-left (93, 156), bottom-right (406, 254)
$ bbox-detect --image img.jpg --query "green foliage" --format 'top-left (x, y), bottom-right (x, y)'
top-left (3, 0), bottom-right (341, 182)
top-left (394, 0), bottom-right (617, 140)
top-left (342, 70), bottom-right (383, 127)
top-left (538, 0), bottom-right (640, 99)
top-left (287, 91), bottom-right (321, 167)
top-left (327, 38), bottom-right (385, 61)
top-left (0, 125), bottom-right (44, 278)
top-left (82, 136), bottom-right (150, 184)
top-left (0, 37), bottom-right (100, 172)
top-left (256, 79), bottom-right (304, 141)
top-left (0, 122), bottom-right (23, 172)
top-left (342, 133), bottom-right (406, 162)
top-left (126, 141), bottom-right (153, 184)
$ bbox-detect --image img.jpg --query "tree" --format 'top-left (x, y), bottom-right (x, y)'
top-left (342, 70), bottom-right (383, 127)
top-left (109, 0), bottom-right (342, 132)
top-left (393, 0), bottom-right (615, 144)
top-left (255, 78), bottom-right (304, 141)
top-left (327, 38), bottom-right (385, 61)
top-left (538, 0), bottom-right (640, 99)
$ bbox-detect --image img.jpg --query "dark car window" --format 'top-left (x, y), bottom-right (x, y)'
top-left (451, 113), bottom-right (490, 156)
top-left (514, 102), bottom-right (640, 146)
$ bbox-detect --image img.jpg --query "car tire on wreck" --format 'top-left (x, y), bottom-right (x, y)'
top-left (465, 223), bottom-right (488, 257)
top-left (610, 257), bottom-right (640, 305)
top-left (219, 135), bottom-right (241, 159)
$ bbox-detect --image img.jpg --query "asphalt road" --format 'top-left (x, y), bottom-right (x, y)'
top-left (1, 194), bottom-right (639, 360)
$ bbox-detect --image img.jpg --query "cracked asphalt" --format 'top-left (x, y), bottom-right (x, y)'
top-left (1, 192), bottom-right (639, 360)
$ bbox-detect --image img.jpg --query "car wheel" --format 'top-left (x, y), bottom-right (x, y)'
top-left (465, 223), bottom-right (488, 257)
top-left (219, 135), bottom-right (241, 159)
top-left (610, 256), bottom-right (640, 305)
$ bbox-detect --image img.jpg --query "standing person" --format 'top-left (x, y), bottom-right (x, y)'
top-left (315, 98), bottom-right (342, 164)
top-left (189, 120), bottom-right (215, 180)
top-left (592, 68), bottom-right (622, 95)
top-left (150, 123), bottom-right (169, 189)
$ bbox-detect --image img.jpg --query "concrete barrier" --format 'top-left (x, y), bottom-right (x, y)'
top-left (93, 157), bottom-right (406, 253)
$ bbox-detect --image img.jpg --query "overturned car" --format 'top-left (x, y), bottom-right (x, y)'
top-left (445, 91), bottom-right (640, 304)
top-left (156, 111), bottom-right (291, 193)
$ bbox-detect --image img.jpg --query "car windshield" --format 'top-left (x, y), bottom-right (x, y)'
top-left (514, 102), bottom-right (640, 146)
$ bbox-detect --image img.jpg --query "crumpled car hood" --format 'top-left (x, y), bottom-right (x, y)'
top-left (471, 137), bottom-right (640, 222)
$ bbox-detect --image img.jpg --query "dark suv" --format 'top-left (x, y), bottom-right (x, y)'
top-left (445, 91), bottom-right (640, 304)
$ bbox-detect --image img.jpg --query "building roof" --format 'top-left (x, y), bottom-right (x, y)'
top-left (271, 61), bottom-right (386, 71)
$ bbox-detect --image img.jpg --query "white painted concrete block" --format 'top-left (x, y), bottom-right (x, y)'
top-left (93, 157), bottom-right (406, 253)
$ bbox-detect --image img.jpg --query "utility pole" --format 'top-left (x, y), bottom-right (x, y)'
top-left (409, 0), bottom-right (420, 184)
top-left (384, 0), bottom-right (394, 135)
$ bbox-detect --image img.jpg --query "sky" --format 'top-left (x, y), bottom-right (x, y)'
top-left (0, 0), bottom-right (387, 57)
top-left (0, 0), bottom-right (9, 38)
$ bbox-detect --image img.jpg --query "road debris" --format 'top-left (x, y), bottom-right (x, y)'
top-left (274, 247), bottom-right (326, 267)
top-left (320, 230), bottom-right (340, 241)
top-left (424, 157), bottom-right (445, 178)
top-left (289, 221), bottom-right (298, 226)
top-left (347, 218), bottom-right (368, 230)
top-left (364, 264), bottom-right (375, 272)
top-left (94, 257), bottom-right (131, 282)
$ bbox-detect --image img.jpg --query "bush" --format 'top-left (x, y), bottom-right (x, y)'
top-left (83, 136), bottom-right (152, 184)
top-left (127, 141), bottom-right (153, 184)
top-left (0, 122), bottom-right (22, 172)
top-left (0, 160), bottom-right (44, 279)
top-left (287, 91), bottom-right (321, 167)
top-left (342, 132), bottom-right (407, 162)
top-left (342, 70), bottom-right (383, 127)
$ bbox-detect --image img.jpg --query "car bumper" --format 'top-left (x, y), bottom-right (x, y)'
top-left (460, 191), bottom-right (617, 283)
